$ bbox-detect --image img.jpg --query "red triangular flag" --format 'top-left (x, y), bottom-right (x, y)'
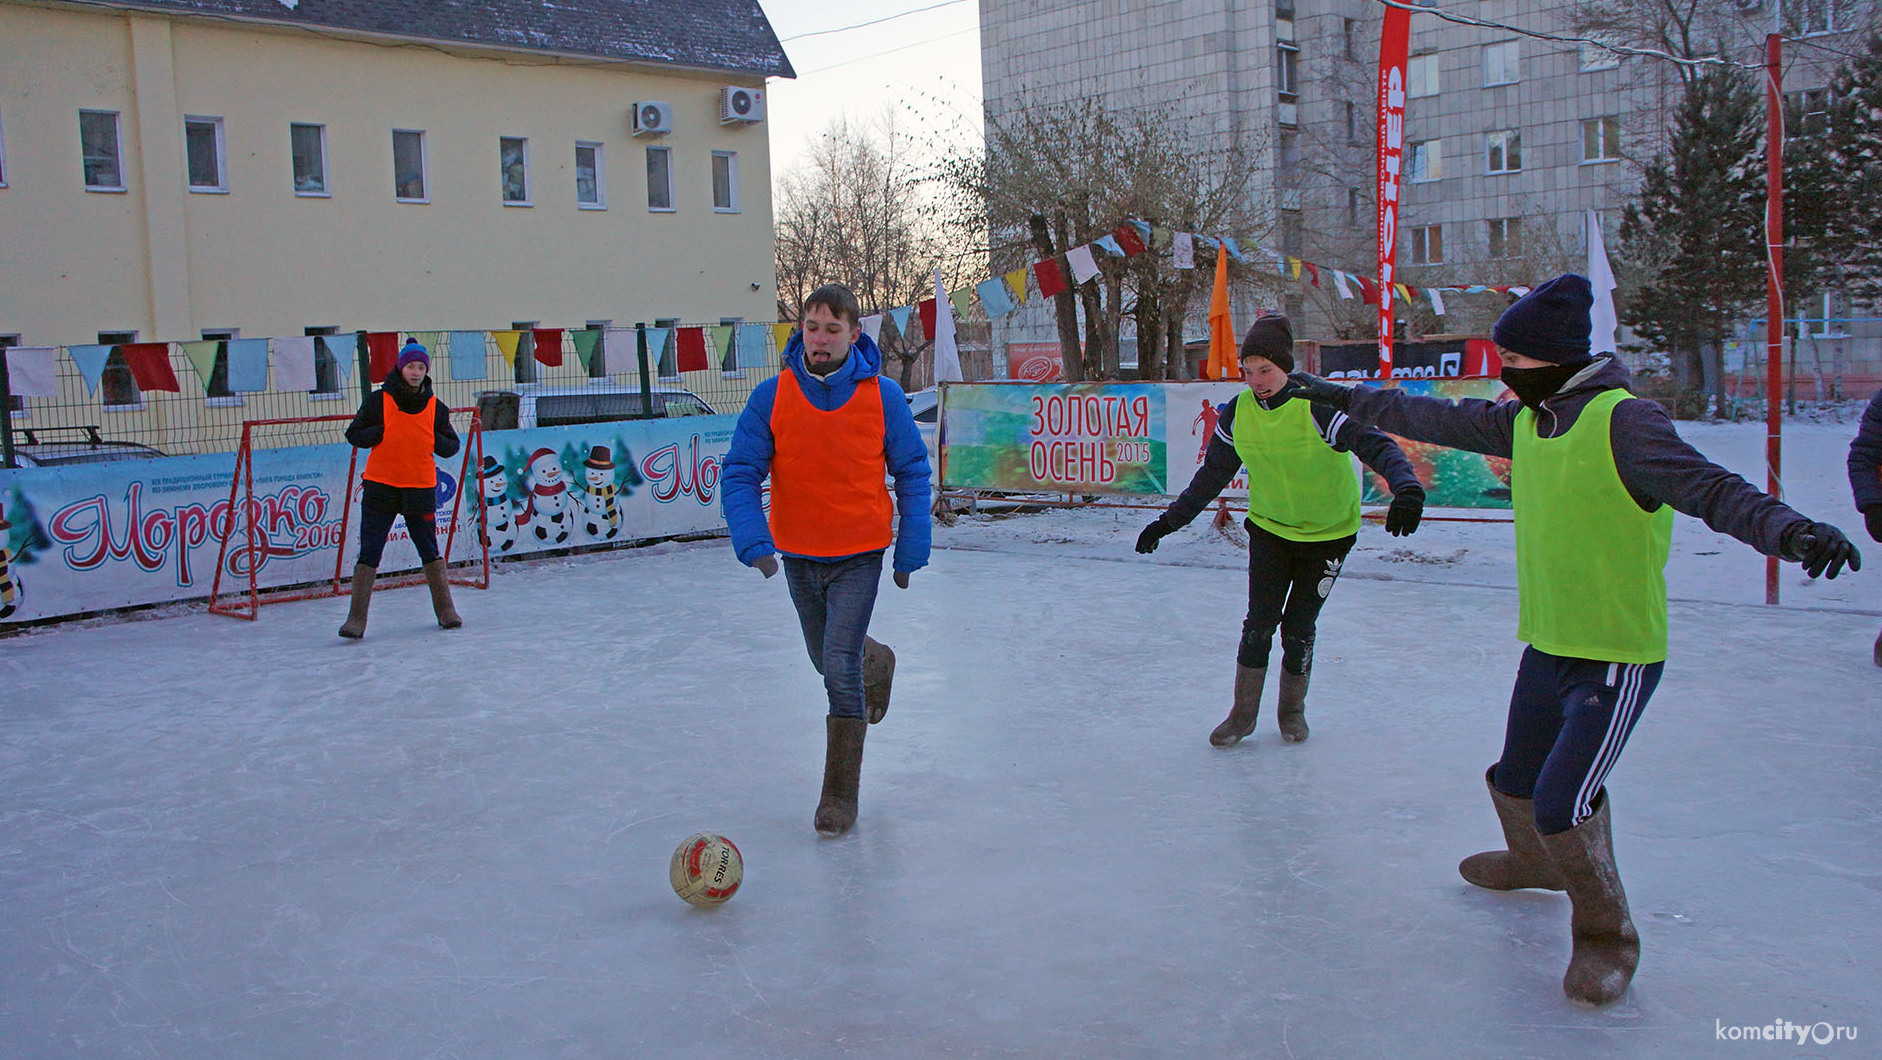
top-left (1357, 277), bottom-right (1379, 305)
top-left (120, 343), bottom-right (180, 392)
top-left (675, 327), bottom-right (709, 372)
top-left (1113, 224), bottom-right (1147, 256)
top-left (532, 328), bottom-right (564, 367)
top-left (1303, 262), bottom-right (1320, 287)
top-left (366, 332), bottom-right (400, 383)
top-left (918, 299), bottom-right (938, 339)
top-left (1033, 258), bottom-right (1067, 299)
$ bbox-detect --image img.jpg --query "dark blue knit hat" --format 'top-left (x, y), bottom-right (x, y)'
top-left (1492, 274), bottom-right (1594, 365)
top-left (397, 339), bottom-right (430, 370)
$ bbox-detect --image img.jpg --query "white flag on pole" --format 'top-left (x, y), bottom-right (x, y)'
top-left (931, 267), bottom-right (963, 383)
top-left (1588, 210), bottom-right (1619, 354)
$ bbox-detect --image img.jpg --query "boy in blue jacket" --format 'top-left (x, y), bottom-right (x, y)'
top-left (721, 284), bottom-right (932, 835)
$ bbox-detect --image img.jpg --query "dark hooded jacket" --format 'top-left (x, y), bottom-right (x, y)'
top-left (1849, 388), bottom-right (1882, 514)
top-left (344, 371), bottom-right (459, 458)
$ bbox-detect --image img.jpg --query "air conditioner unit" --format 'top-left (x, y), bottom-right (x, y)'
top-left (719, 86), bottom-right (765, 124)
top-left (633, 101), bottom-right (673, 136)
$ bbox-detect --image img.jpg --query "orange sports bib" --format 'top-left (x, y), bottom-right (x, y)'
top-left (364, 392), bottom-right (439, 489)
top-left (767, 371), bottom-right (892, 557)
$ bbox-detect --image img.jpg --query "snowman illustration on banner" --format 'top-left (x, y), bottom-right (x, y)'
top-left (517, 447), bottom-right (574, 544)
top-left (476, 455), bottom-right (519, 554)
top-left (577, 445), bottom-right (623, 541)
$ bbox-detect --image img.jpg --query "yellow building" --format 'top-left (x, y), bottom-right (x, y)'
top-left (0, 0), bottom-right (792, 452)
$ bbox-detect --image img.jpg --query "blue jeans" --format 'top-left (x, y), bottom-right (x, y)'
top-left (1493, 646), bottom-right (1664, 835)
top-left (782, 551), bottom-right (884, 719)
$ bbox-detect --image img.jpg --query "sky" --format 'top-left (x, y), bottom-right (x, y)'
top-left (756, 0), bottom-right (984, 181)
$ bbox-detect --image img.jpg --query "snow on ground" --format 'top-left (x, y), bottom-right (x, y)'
top-left (1, 420), bottom-right (1878, 1058)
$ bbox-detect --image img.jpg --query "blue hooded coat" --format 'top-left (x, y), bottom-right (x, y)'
top-left (721, 331), bottom-right (932, 574)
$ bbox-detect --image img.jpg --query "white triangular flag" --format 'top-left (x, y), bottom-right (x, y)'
top-left (861, 314), bottom-right (883, 343)
top-left (1587, 210), bottom-right (1619, 354)
top-left (1332, 270), bottom-right (1355, 300)
top-left (931, 268), bottom-right (962, 383)
top-left (1426, 288), bottom-right (1446, 317)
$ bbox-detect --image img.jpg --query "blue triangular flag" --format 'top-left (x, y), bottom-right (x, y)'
top-left (1222, 237), bottom-right (1247, 264)
top-left (1094, 234), bottom-right (1125, 256)
top-left (226, 338), bottom-right (270, 392)
top-left (323, 334), bottom-right (358, 382)
top-left (66, 345), bottom-right (112, 395)
top-left (889, 305), bottom-right (915, 335)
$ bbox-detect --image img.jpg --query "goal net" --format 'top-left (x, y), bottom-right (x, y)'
top-left (208, 410), bottom-right (489, 620)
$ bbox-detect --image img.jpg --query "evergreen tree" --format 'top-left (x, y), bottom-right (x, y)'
top-left (1619, 67), bottom-right (1766, 415)
top-left (1816, 30), bottom-right (1882, 310)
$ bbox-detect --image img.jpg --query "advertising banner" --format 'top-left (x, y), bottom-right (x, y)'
top-left (0, 415), bottom-right (736, 624)
top-left (1376, 3), bottom-right (1412, 378)
top-left (1006, 342), bottom-right (1065, 382)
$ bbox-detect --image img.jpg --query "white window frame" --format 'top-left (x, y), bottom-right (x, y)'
top-left (1408, 139), bottom-right (1442, 183)
top-left (1791, 0), bottom-right (1841, 37)
top-left (1581, 117), bottom-right (1619, 164)
top-left (500, 135), bottom-right (531, 206)
top-left (1483, 40), bottom-right (1520, 86)
top-left (80, 109), bottom-right (125, 192)
top-left (291, 122), bottom-right (329, 196)
top-left (1579, 41), bottom-right (1619, 72)
top-left (393, 129), bottom-right (428, 203)
top-left (1276, 41), bottom-right (1300, 97)
top-left (1408, 54), bottom-right (1439, 98)
top-left (575, 140), bottom-right (605, 209)
top-left (1409, 224), bottom-right (1443, 265)
top-left (184, 115), bottom-right (227, 193)
top-left (1486, 130), bottom-right (1522, 174)
top-left (1487, 217), bottom-right (1523, 259)
top-left (646, 146), bottom-right (674, 212)
top-left (711, 150), bottom-right (739, 213)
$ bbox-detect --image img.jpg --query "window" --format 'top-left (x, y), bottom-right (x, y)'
top-left (1788, 89), bottom-right (1830, 135)
top-left (80, 110), bottom-right (123, 190)
top-left (1408, 54), bottom-right (1439, 98)
top-left (1579, 42), bottom-right (1619, 72)
top-left (576, 141), bottom-right (604, 208)
top-left (308, 327), bottom-right (345, 398)
top-left (1487, 217), bottom-right (1523, 259)
top-left (719, 317), bottom-right (744, 376)
top-left (1483, 40), bottom-right (1520, 86)
top-left (393, 129), bottom-right (427, 201)
top-left (1789, 0), bottom-right (1840, 36)
top-left (1581, 117), bottom-right (1620, 163)
top-left (1345, 101), bottom-right (1358, 143)
top-left (1408, 139), bottom-right (1442, 182)
top-left (185, 117), bottom-right (225, 192)
top-left (1342, 18), bottom-right (1357, 60)
top-left (711, 150), bottom-right (739, 212)
top-left (512, 320), bottom-right (538, 385)
top-left (2, 335), bottom-right (23, 416)
top-left (1486, 130), bottom-right (1522, 173)
top-left (200, 329), bottom-right (242, 405)
top-left (1347, 188), bottom-right (1362, 227)
top-left (1281, 215), bottom-right (1303, 257)
top-left (0, 108), bottom-right (8, 187)
top-left (646, 146), bottom-right (673, 211)
top-left (1278, 131), bottom-right (1300, 178)
top-left (655, 316), bottom-right (680, 379)
top-left (500, 136), bottom-right (529, 204)
top-left (585, 320), bottom-right (611, 379)
top-left (1276, 41), bottom-right (1299, 97)
top-left (1409, 224), bottom-right (1443, 265)
top-left (98, 331), bottom-right (140, 408)
top-left (291, 123), bottom-right (327, 194)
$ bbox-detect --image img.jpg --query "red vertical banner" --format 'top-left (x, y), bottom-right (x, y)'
top-left (1763, 32), bottom-right (1785, 604)
top-left (1375, 5), bottom-right (1411, 380)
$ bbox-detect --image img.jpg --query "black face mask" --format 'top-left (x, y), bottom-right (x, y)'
top-left (1500, 362), bottom-right (1587, 408)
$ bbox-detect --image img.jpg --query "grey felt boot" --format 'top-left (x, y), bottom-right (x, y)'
top-left (1458, 766), bottom-right (1565, 891)
top-left (1276, 669), bottom-right (1311, 743)
top-left (814, 716), bottom-right (868, 836)
top-left (337, 564), bottom-right (374, 639)
top-left (863, 637), bottom-right (896, 724)
top-left (1537, 788), bottom-right (1639, 1006)
top-left (423, 559), bottom-right (462, 629)
top-left (1210, 664), bottom-right (1266, 747)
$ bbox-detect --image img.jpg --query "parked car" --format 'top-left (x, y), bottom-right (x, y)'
top-left (474, 384), bottom-right (717, 431)
top-left (906, 386), bottom-right (939, 465)
top-left (6, 426), bottom-right (168, 468)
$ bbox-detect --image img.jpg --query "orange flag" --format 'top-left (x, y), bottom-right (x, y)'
top-left (1206, 243), bottom-right (1236, 380)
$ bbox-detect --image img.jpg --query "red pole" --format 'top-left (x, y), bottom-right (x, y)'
top-left (1764, 32), bottom-right (1784, 606)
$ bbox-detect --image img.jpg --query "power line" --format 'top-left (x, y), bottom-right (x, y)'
top-left (797, 26), bottom-right (979, 76)
top-left (780, 0), bottom-right (972, 44)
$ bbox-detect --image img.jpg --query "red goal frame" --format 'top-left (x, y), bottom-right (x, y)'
top-left (208, 410), bottom-right (489, 620)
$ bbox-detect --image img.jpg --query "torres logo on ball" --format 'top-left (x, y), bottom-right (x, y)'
top-left (670, 832), bottom-right (743, 908)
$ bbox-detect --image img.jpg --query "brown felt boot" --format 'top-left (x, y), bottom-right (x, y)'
top-left (337, 564), bottom-right (374, 639)
top-left (423, 559), bottom-right (462, 629)
top-left (1276, 669), bottom-right (1311, 744)
top-left (1459, 766), bottom-right (1565, 891)
top-left (1538, 789), bottom-right (1639, 1006)
top-left (1210, 664), bottom-right (1266, 747)
top-left (1872, 624), bottom-right (1881, 668)
top-left (863, 637), bottom-right (896, 724)
top-left (814, 716), bottom-right (867, 836)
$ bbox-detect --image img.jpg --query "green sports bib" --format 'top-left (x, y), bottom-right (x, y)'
top-left (1230, 390), bottom-right (1362, 542)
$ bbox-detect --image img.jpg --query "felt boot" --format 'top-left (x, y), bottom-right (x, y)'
top-left (1276, 669), bottom-right (1311, 743)
top-left (1459, 766), bottom-right (1565, 891)
top-left (1872, 624), bottom-right (1880, 667)
top-left (814, 716), bottom-right (867, 836)
top-left (863, 637), bottom-right (896, 724)
top-left (337, 564), bottom-right (374, 639)
top-left (1210, 664), bottom-right (1266, 747)
top-left (423, 559), bottom-right (463, 629)
top-left (1538, 789), bottom-right (1639, 1006)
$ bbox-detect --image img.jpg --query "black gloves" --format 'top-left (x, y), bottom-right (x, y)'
top-left (893, 570), bottom-right (911, 589)
top-left (1286, 371), bottom-right (1354, 411)
top-left (753, 554), bottom-right (779, 579)
top-left (1385, 489), bottom-right (1424, 537)
top-left (1136, 516), bottom-right (1174, 554)
top-left (1782, 521), bottom-right (1863, 580)
top-left (1864, 506), bottom-right (1882, 544)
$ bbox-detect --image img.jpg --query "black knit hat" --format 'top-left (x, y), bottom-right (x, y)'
top-left (1492, 274), bottom-right (1595, 365)
top-left (1239, 313), bottom-right (1295, 372)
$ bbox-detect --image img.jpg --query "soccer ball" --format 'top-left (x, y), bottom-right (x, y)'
top-left (670, 832), bottom-right (743, 908)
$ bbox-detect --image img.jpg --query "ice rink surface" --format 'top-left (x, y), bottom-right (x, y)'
top-left (3, 420), bottom-right (1878, 1058)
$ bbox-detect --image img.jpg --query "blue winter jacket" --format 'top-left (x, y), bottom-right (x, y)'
top-left (721, 331), bottom-right (932, 573)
